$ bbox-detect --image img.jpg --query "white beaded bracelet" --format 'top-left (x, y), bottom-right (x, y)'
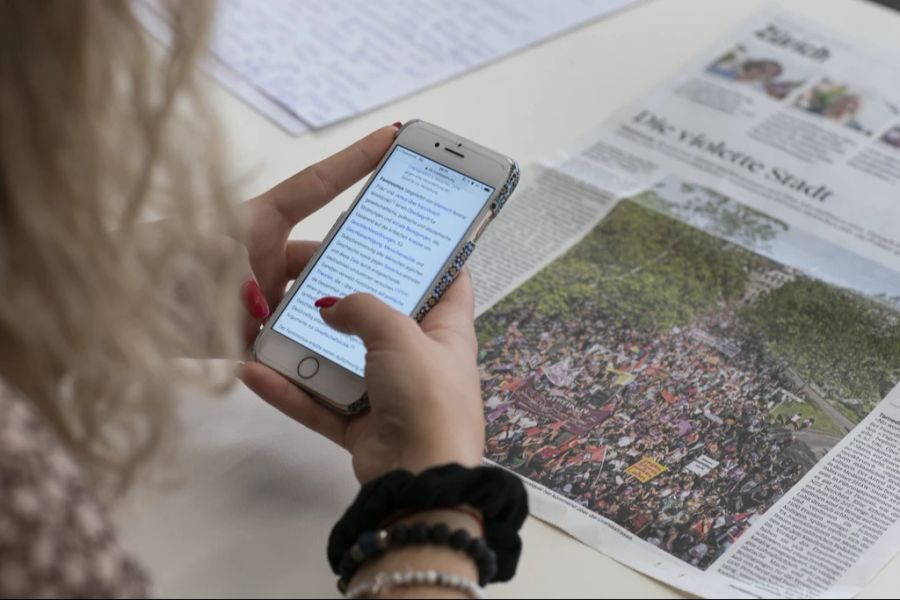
top-left (344, 569), bottom-right (486, 599)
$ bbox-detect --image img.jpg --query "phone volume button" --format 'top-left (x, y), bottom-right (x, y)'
top-left (473, 217), bottom-right (491, 242)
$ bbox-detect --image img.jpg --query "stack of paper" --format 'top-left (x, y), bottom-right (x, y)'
top-left (137, 0), bottom-right (639, 134)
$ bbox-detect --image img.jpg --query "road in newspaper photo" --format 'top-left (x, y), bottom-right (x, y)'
top-left (476, 177), bottom-right (900, 570)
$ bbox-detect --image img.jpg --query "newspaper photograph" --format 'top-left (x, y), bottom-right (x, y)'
top-left (469, 6), bottom-right (900, 598)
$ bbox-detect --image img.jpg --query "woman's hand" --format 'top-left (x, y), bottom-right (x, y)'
top-left (238, 124), bottom-right (399, 345)
top-left (236, 270), bottom-right (486, 484)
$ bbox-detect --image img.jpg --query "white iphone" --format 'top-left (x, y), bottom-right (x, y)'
top-left (252, 120), bottom-right (520, 414)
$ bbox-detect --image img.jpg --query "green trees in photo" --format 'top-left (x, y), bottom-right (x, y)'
top-left (746, 279), bottom-right (900, 418)
top-left (487, 200), bottom-right (760, 332)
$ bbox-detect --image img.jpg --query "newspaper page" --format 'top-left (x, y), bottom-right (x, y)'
top-left (469, 7), bottom-right (900, 598)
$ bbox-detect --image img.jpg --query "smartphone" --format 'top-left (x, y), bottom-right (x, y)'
top-left (252, 120), bottom-right (520, 414)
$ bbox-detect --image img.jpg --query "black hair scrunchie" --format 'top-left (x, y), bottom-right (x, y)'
top-left (327, 464), bottom-right (528, 583)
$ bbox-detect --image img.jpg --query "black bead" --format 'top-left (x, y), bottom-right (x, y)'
top-left (429, 523), bottom-right (451, 544)
top-left (338, 555), bottom-right (355, 579)
top-left (467, 537), bottom-right (489, 559)
top-left (388, 524), bottom-right (409, 546)
top-left (357, 531), bottom-right (379, 558)
top-left (409, 522), bottom-right (429, 543)
top-left (449, 529), bottom-right (471, 550)
top-left (476, 550), bottom-right (495, 571)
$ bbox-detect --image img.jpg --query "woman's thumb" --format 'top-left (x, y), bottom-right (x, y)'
top-left (316, 293), bottom-right (413, 346)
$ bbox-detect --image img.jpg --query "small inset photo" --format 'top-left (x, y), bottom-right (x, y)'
top-left (706, 43), bottom-right (810, 100)
top-left (880, 124), bottom-right (900, 149)
top-left (794, 78), bottom-right (899, 136)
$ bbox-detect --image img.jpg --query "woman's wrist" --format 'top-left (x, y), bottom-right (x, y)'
top-left (395, 420), bottom-right (485, 475)
top-left (395, 448), bottom-right (483, 477)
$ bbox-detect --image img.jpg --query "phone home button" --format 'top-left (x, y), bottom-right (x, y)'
top-left (297, 357), bottom-right (319, 379)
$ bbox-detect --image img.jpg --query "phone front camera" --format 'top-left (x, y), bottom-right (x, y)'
top-left (434, 142), bottom-right (440, 147)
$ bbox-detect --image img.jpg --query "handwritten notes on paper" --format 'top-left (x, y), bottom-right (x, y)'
top-left (193, 0), bottom-right (636, 132)
top-left (139, 0), bottom-right (638, 132)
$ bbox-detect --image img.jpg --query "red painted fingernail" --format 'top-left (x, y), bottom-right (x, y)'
top-left (392, 121), bottom-right (402, 129)
top-left (242, 279), bottom-right (270, 320)
top-left (314, 296), bottom-right (341, 308)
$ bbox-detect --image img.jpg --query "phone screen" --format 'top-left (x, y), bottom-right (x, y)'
top-left (271, 145), bottom-right (495, 376)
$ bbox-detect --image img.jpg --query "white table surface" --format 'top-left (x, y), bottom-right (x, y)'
top-left (114, 0), bottom-right (900, 596)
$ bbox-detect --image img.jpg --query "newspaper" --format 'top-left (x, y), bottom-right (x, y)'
top-left (469, 7), bottom-right (900, 598)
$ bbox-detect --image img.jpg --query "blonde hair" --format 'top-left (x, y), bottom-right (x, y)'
top-left (0, 1), bottom-right (242, 488)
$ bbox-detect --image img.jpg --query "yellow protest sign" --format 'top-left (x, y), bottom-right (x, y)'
top-left (606, 367), bottom-right (635, 387)
top-left (625, 456), bottom-right (667, 483)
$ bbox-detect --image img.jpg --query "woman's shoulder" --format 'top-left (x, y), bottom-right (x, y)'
top-left (0, 387), bottom-right (150, 598)
top-left (0, 385), bottom-right (84, 486)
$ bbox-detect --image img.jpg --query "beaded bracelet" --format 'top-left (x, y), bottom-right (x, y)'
top-left (328, 464), bottom-right (528, 584)
top-left (344, 569), bottom-right (486, 599)
top-left (337, 521), bottom-right (498, 591)
top-left (381, 506), bottom-right (486, 538)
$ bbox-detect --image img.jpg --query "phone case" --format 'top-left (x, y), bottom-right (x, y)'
top-left (411, 160), bottom-right (520, 322)
top-left (342, 161), bottom-right (520, 415)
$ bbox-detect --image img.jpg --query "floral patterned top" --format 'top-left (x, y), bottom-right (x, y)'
top-left (0, 390), bottom-right (149, 598)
